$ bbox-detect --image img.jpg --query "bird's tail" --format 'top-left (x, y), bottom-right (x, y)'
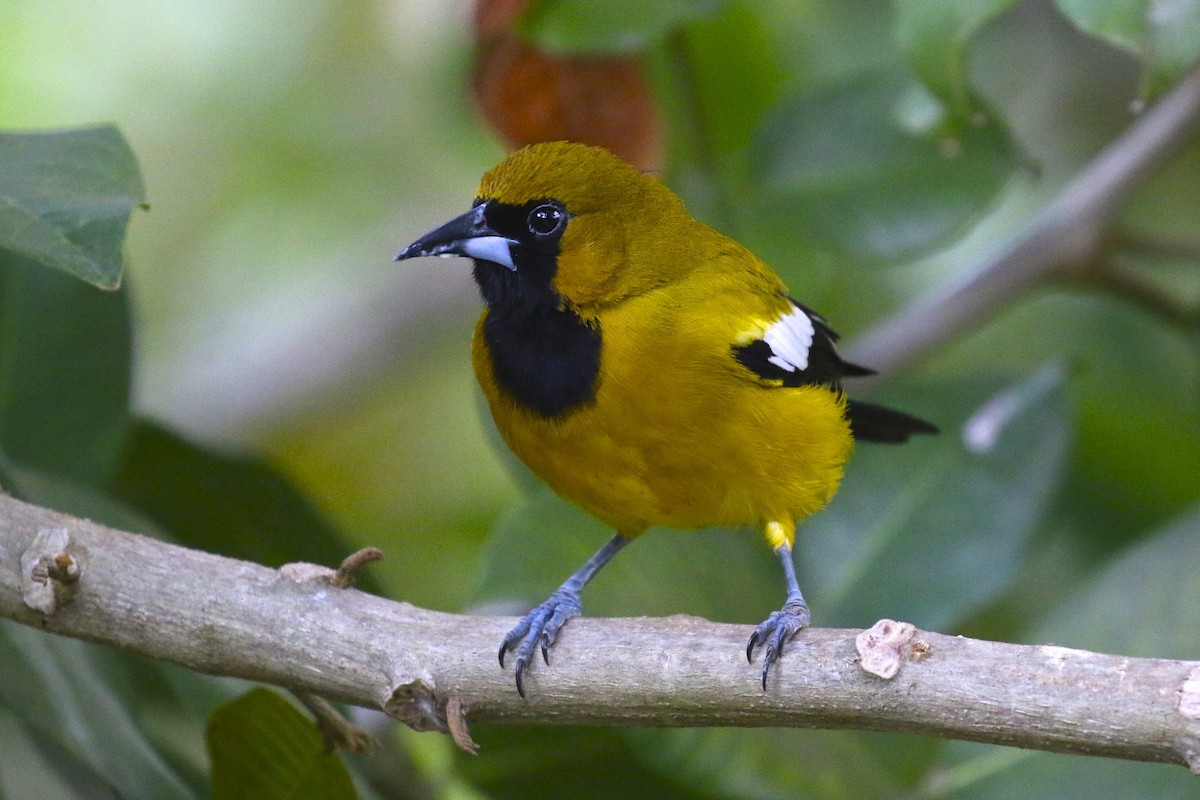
top-left (846, 400), bottom-right (939, 443)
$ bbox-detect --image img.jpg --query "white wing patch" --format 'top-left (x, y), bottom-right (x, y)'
top-left (762, 305), bottom-right (815, 372)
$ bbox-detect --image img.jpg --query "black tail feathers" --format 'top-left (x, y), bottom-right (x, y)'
top-left (846, 400), bottom-right (939, 444)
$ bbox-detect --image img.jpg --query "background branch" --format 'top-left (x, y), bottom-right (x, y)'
top-left (848, 62), bottom-right (1200, 373)
top-left (2, 492), bottom-right (1198, 770)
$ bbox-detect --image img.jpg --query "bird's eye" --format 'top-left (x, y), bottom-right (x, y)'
top-left (527, 203), bottom-right (565, 237)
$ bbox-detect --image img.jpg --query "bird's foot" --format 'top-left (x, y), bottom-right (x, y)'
top-left (498, 588), bottom-right (582, 697)
top-left (746, 598), bottom-right (810, 689)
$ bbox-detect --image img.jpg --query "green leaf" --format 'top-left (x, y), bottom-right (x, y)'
top-left (676, 1), bottom-right (785, 156)
top-left (933, 503), bottom-right (1200, 798)
top-left (1055, 0), bottom-right (1200, 91)
top-left (628, 728), bottom-right (932, 799)
top-left (0, 708), bottom-right (98, 800)
top-left (1034, 502), bottom-right (1200, 659)
top-left (110, 420), bottom-right (375, 590)
top-left (1146, 0), bottom-right (1200, 85)
top-left (0, 455), bottom-right (164, 537)
top-left (0, 622), bottom-right (197, 799)
top-left (936, 278), bottom-right (1200, 534)
top-left (456, 726), bottom-right (698, 799)
top-left (936, 747), bottom-right (1194, 800)
top-left (805, 364), bottom-right (1071, 630)
top-left (751, 69), bottom-right (1017, 261)
top-left (207, 688), bottom-right (356, 800)
top-left (892, 0), bottom-right (1022, 116)
top-left (0, 258), bottom-right (132, 485)
top-left (521, 0), bottom-right (723, 54)
top-left (1056, 0), bottom-right (1146, 52)
top-left (0, 126), bottom-right (144, 290)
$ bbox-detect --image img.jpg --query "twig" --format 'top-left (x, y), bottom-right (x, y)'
top-left (2, 493), bottom-right (1199, 769)
top-left (1063, 257), bottom-right (1198, 331)
top-left (1110, 228), bottom-right (1200, 264)
top-left (331, 547), bottom-right (384, 589)
top-left (294, 691), bottom-right (379, 754)
top-left (848, 62), bottom-right (1200, 374)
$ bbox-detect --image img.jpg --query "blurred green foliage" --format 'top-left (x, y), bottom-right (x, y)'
top-left (0, 127), bottom-right (141, 289)
top-left (207, 689), bottom-right (357, 800)
top-left (1, 0), bottom-right (1198, 798)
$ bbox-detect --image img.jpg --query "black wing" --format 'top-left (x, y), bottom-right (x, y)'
top-left (732, 300), bottom-right (859, 388)
top-left (732, 298), bottom-right (937, 443)
top-left (846, 400), bottom-right (939, 443)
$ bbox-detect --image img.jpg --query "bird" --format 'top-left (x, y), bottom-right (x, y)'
top-left (395, 141), bottom-right (936, 696)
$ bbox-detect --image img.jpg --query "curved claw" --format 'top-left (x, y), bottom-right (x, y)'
top-left (746, 600), bottom-right (810, 689)
top-left (746, 632), bottom-right (759, 663)
top-left (497, 589), bottom-right (583, 697)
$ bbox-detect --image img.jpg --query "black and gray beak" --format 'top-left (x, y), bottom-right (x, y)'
top-left (394, 203), bottom-right (517, 271)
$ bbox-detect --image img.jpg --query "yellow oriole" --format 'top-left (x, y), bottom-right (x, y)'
top-left (397, 142), bottom-right (935, 695)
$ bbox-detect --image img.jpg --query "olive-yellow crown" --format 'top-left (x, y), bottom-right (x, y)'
top-left (477, 142), bottom-right (713, 308)
top-left (477, 141), bottom-right (675, 214)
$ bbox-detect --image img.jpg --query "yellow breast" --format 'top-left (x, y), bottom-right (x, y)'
top-left (471, 263), bottom-right (853, 536)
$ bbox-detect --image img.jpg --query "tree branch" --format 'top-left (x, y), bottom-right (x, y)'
top-left (1063, 256), bottom-right (1199, 331)
top-left (2, 493), bottom-right (1199, 769)
top-left (848, 62), bottom-right (1200, 373)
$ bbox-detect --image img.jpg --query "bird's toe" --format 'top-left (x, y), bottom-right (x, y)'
top-left (498, 589), bottom-right (583, 697)
top-left (747, 600), bottom-right (810, 689)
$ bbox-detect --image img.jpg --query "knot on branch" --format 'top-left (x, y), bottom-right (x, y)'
top-left (278, 561), bottom-right (337, 583)
top-left (856, 619), bottom-right (920, 679)
top-left (384, 679), bottom-right (478, 754)
top-left (21, 527), bottom-right (82, 615)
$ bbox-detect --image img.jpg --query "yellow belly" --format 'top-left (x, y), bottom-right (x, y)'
top-left (473, 311), bottom-right (853, 536)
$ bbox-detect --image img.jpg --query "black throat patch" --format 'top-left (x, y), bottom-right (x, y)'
top-left (472, 199), bottom-right (601, 418)
top-left (481, 299), bottom-right (601, 418)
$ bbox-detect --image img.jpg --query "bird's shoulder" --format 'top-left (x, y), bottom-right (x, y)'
top-left (602, 245), bottom-right (850, 390)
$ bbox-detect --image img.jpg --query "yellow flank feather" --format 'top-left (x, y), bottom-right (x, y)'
top-left (396, 140), bottom-right (934, 694)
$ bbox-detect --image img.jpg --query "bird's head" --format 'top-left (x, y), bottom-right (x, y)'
top-left (396, 142), bottom-right (695, 313)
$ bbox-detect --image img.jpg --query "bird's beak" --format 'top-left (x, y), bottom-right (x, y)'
top-left (394, 203), bottom-right (517, 271)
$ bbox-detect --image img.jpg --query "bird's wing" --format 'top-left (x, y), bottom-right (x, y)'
top-left (731, 298), bottom-right (854, 388)
top-left (728, 300), bottom-right (940, 440)
top-left (845, 399), bottom-right (939, 442)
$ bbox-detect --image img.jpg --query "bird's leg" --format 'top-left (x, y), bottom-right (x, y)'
top-left (499, 532), bottom-right (631, 697)
top-left (746, 527), bottom-right (810, 689)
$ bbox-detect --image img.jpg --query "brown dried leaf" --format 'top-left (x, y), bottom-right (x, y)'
top-left (472, 0), bottom-right (531, 37)
top-left (470, 1), bottom-right (663, 171)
